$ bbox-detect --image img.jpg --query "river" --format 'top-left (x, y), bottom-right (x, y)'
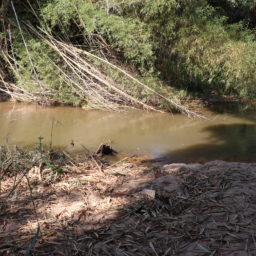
top-left (0, 101), bottom-right (256, 162)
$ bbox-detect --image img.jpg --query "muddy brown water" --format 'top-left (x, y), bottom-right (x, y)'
top-left (0, 102), bottom-right (256, 162)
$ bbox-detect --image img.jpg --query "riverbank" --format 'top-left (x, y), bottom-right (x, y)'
top-left (1, 147), bottom-right (256, 255)
top-left (1, 90), bottom-right (255, 112)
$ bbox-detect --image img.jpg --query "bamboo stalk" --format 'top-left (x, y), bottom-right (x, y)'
top-left (37, 28), bottom-right (204, 117)
top-left (10, 0), bottom-right (43, 90)
top-left (3, 21), bottom-right (204, 117)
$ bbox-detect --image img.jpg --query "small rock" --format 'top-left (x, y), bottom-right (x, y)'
top-left (141, 189), bottom-right (156, 199)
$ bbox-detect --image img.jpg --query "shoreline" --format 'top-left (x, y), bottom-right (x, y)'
top-left (1, 91), bottom-right (256, 111)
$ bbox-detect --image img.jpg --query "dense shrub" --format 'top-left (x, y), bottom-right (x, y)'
top-left (11, 30), bottom-right (81, 104)
top-left (2, 0), bottom-right (256, 106)
top-left (41, 0), bottom-right (155, 74)
top-left (112, 0), bottom-right (256, 98)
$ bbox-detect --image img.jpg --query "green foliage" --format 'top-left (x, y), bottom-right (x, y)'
top-left (41, 0), bottom-right (155, 74)
top-left (4, 0), bottom-right (256, 107)
top-left (37, 136), bottom-right (44, 152)
top-left (166, 4), bottom-right (256, 98)
top-left (112, 0), bottom-right (256, 98)
top-left (208, 0), bottom-right (256, 27)
top-left (172, 23), bottom-right (256, 97)
top-left (11, 29), bottom-right (81, 104)
top-left (45, 162), bottom-right (64, 175)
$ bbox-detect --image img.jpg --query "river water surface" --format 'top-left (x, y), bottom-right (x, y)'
top-left (0, 102), bottom-right (256, 162)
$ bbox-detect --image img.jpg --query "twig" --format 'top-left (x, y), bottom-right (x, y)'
top-left (24, 226), bottom-right (40, 256)
top-left (106, 155), bottom-right (135, 169)
top-left (80, 144), bottom-right (103, 173)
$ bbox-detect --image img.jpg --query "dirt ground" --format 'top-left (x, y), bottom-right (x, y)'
top-left (1, 153), bottom-right (256, 256)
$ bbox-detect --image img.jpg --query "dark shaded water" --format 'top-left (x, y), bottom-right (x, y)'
top-left (0, 102), bottom-right (256, 162)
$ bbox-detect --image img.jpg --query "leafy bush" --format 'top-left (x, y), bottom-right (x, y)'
top-left (3, 0), bottom-right (256, 108)
top-left (112, 0), bottom-right (256, 98)
top-left (41, 0), bottom-right (155, 74)
top-left (12, 30), bottom-right (81, 104)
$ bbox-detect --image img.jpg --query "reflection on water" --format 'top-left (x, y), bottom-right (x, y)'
top-left (0, 102), bottom-right (255, 162)
top-left (208, 102), bottom-right (256, 116)
top-left (164, 124), bottom-right (256, 163)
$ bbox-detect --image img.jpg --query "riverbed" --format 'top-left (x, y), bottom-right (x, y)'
top-left (0, 102), bottom-right (255, 162)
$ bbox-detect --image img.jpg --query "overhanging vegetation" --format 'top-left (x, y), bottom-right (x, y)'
top-left (0, 0), bottom-right (256, 113)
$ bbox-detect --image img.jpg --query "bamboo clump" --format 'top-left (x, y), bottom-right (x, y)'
top-left (0, 0), bottom-right (203, 117)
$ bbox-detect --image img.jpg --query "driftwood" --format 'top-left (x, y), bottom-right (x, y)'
top-left (96, 143), bottom-right (117, 156)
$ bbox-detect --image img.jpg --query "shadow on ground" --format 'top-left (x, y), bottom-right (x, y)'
top-left (1, 155), bottom-right (256, 255)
